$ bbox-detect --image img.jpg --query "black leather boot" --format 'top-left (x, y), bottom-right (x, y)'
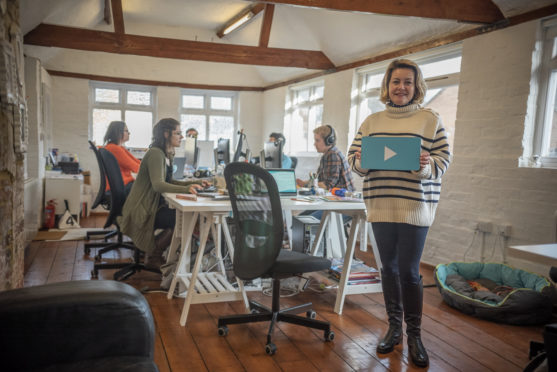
top-left (376, 271), bottom-right (403, 354)
top-left (402, 276), bottom-right (429, 367)
top-left (145, 228), bottom-right (173, 270)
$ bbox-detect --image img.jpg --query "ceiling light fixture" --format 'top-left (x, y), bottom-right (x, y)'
top-left (217, 3), bottom-right (265, 38)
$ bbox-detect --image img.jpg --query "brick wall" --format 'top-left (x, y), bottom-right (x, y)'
top-left (0, 0), bottom-right (26, 290)
top-left (424, 21), bottom-right (557, 275)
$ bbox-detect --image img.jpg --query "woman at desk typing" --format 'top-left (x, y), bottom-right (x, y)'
top-left (119, 118), bottom-right (207, 269)
top-left (103, 121), bottom-right (140, 196)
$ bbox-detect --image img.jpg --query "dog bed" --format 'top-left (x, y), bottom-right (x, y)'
top-left (434, 262), bottom-right (555, 325)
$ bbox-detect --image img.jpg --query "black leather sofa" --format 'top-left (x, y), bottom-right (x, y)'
top-left (0, 280), bottom-right (159, 372)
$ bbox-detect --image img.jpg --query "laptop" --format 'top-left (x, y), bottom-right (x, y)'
top-left (267, 168), bottom-right (298, 196)
top-left (173, 157), bottom-right (186, 179)
top-left (361, 136), bottom-right (421, 171)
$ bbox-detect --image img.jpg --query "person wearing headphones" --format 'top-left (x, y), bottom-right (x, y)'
top-left (268, 132), bottom-right (292, 169)
top-left (296, 125), bottom-right (355, 191)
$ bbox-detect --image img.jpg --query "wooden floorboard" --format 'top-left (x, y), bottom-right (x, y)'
top-left (23, 214), bottom-right (547, 371)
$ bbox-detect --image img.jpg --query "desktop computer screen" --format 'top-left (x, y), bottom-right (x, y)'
top-left (261, 141), bottom-right (282, 168)
top-left (216, 138), bottom-right (230, 165)
top-left (183, 137), bottom-right (197, 167)
top-left (196, 140), bottom-right (215, 169)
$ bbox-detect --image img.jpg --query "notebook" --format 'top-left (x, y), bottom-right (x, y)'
top-left (267, 168), bottom-right (298, 196)
top-left (173, 157), bottom-right (186, 179)
top-left (361, 137), bottom-right (421, 171)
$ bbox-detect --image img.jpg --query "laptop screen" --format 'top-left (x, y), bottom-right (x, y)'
top-left (267, 168), bottom-right (297, 196)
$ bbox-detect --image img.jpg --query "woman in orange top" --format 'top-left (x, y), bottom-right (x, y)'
top-left (103, 121), bottom-right (141, 195)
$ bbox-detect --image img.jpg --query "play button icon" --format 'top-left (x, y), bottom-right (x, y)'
top-left (361, 136), bottom-right (421, 171)
top-left (384, 146), bottom-right (397, 161)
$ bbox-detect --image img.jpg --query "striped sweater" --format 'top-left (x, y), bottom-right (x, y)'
top-left (347, 103), bottom-right (451, 227)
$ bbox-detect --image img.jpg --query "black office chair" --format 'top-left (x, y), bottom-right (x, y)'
top-left (290, 155), bottom-right (298, 170)
top-left (84, 141), bottom-right (117, 254)
top-left (217, 162), bottom-right (334, 355)
top-left (91, 148), bottom-right (160, 280)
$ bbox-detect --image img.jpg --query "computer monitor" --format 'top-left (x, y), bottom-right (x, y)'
top-left (183, 136), bottom-right (197, 167)
top-left (233, 129), bottom-right (251, 162)
top-left (216, 138), bottom-right (230, 165)
top-left (196, 140), bottom-right (215, 169)
top-left (261, 141), bottom-right (282, 168)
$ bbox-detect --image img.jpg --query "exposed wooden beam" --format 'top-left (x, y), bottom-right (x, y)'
top-left (110, 0), bottom-right (125, 34)
top-left (251, 0), bottom-right (505, 24)
top-left (24, 24), bottom-right (335, 70)
top-left (216, 3), bottom-right (265, 38)
top-left (103, 0), bottom-right (111, 24)
top-left (263, 4), bottom-right (557, 91)
top-left (259, 4), bottom-right (275, 47)
top-left (47, 70), bottom-right (265, 91)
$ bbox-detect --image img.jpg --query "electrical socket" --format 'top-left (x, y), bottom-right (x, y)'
top-left (497, 224), bottom-right (512, 237)
top-left (475, 221), bottom-right (493, 233)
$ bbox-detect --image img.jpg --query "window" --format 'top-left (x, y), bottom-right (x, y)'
top-left (284, 81), bottom-right (324, 154)
top-left (526, 17), bottom-right (557, 168)
top-left (351, 46), bottom-right (462, 151)
top-left (90, 82), bottom-right (155, 148)
top-left (180, 90), bottom-right (237, 144)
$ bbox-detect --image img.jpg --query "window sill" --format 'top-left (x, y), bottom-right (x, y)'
top-left (519, 156), bottom-right (557, 169)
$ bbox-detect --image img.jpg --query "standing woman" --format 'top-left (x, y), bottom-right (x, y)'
top-left (347, 59), bottom-right (451, 367)
top-left (103, 121), bottom-right (141, 195)
top-left (119, 118), bottom-right (205, 269)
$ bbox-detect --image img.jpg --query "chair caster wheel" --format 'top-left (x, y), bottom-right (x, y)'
top-left (306, 310), bottom-right (316, 319)
top-left (250, 308), bottom-right (259, 314)
top-left (218, 326), bottom-right (228, 336)
top-left (265, 342), bottom-right (277, 355)
top-left (325, 330), bottom-right (335, 342)
top-left (84, 247), bottom-right (91, 255)
top-left (94, 255), bottom-right (101, 262)
top-left (91, 270), bottom-right (98, 279)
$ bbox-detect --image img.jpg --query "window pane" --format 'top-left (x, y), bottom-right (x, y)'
top-left (365, 73), bottom-right (384, 91)
top-left (424, 85), bottom-right (459, 150)
top-left (548, 72), bottom-right (557, 156)
top-left (92, 109), bottom-right (121, 145)
top-left (312, 86), bottom-right (324, 100)
top-left (95, 88), bottom-right (119, 103)
top-left (127, 91), bottom-right (151, 106)
top-left (209, 116), bottom-right (234, 142)
top-left (421, 56), bottom-right (461, 79)
top-left (182, 95), bottom-right (204, 109)
top-left (308, 105), bottom-right (323, 151)
top-left (211, 96), bottom-right (232, 110)
top-left (181, 114), bottom-right (206, 140)
top-left (295, 89), bottom-right (310, 105)
top-left (124, 110), bottom-right (153, 148)
top-left (290, 107), bottom-right (309, 152)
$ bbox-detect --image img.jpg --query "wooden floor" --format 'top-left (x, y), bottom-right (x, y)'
top-left (24, 214), bottom-right (546, 372)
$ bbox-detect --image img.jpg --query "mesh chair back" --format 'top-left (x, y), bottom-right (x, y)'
top-left (99, 148), bottom-right (127, 227)
top-left (224, 162), bottom-right (284, 280)
top-left (89, 141), bottom-right (109, 209)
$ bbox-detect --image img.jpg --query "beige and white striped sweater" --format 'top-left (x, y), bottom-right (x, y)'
top-left (347, 103), bottom-right (451, 227)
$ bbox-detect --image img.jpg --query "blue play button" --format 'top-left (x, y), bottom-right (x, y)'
top-left (361, 137), bottom-right (421, 171)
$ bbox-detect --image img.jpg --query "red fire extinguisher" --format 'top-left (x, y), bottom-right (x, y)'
top-left (44, 199), bottom-right (57, 229)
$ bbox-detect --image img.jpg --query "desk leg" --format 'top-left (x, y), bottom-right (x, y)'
top-left (334, 215), bottom-right (362, 314)
top-left (311, 211), bottom-right (330, 256)
top-left (180, 212), bottom-right (212, 326)
top-left (330, 211), bottom-right (347, 258)
top-left (284, 210), bottom-right (293, 250)
top-left (166, 211), bottom-right (183, 264)
top-left (167, 211), bottom-right (198, 300)
top-left (209, 214), bottom-right (226, 275)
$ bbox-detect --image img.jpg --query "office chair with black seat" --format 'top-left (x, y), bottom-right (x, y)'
top-left (290, 155), bottom-right (298, 170)
top-left (91, 148), bottom-right (160, 280)
top-left (84, 141), bottom-right (117, 254)
top-left (217, 162), bottom-right (334, 355)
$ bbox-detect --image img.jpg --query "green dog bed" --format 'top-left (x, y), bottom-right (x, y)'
top-left (434, 262), bottom-right (555, 325)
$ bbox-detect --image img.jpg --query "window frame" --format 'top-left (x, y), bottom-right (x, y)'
top-left (527, 16), bottom-right (557, 169)
top-left (179, 89), bottom-right (238, 145)
top-left (284, 80), bottom-right (325, 156)
top-left (89, 81), bottom-right (156, 148)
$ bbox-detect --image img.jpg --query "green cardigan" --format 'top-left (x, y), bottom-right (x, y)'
top-left (118, 147), bottom-right (199, 254)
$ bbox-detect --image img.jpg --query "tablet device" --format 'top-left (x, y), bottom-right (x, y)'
top-left (361, 137), bottom-right (421, 171)
top-left (267, 168), bottom-right (298, 196)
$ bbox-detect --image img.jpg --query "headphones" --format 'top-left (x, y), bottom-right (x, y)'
top-left (324, 125), bottom-right (336, 146)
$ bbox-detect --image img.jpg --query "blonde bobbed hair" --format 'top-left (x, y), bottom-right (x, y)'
top-left (379, 59), bottom-right (427, 105)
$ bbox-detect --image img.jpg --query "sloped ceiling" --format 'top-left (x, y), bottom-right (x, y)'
top-left (20, 0), bottom-right (557, 88)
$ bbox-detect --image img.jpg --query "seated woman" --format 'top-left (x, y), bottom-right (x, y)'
top-left (103, 121), bottom-right (140, 196)
top-left (118, 118), bottom-right (207, 269)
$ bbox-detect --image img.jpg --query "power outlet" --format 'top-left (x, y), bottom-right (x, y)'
top-left (498, 224), bottom-right (512, 237)
top-left (475, 221), bottom-right (493, 233)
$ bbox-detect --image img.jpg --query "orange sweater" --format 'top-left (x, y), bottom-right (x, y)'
top-left (104, 143), bottom-right (140, 190)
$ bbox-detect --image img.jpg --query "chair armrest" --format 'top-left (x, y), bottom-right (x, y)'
top-left (0, 280), bottom-right (155, 371)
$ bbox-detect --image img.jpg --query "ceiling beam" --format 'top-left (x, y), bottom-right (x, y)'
top-left (259, 4), bottom-right (275, 47)
top-left (251, 0), bottom-right (505, 24)
top-left (110, 0), bottom-right (125, 34)
top-left (24, 24), bottom-right (335, 70)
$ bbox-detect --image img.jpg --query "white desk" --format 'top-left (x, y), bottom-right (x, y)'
top-left (508, 244), bottom-right (557, 266)
top-left (163, 193), bottom-right (382, 325)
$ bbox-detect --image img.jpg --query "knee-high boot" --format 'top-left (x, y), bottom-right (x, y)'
top-left (376, 271), bottom-right (403, 354)
top-left (145, 228), bottom-right (173, 269)
top-left (402, 276), bottom-right (429, 367)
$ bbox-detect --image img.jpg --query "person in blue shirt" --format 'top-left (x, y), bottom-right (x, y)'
top-left (269, 132), bottom-right (292, 169)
